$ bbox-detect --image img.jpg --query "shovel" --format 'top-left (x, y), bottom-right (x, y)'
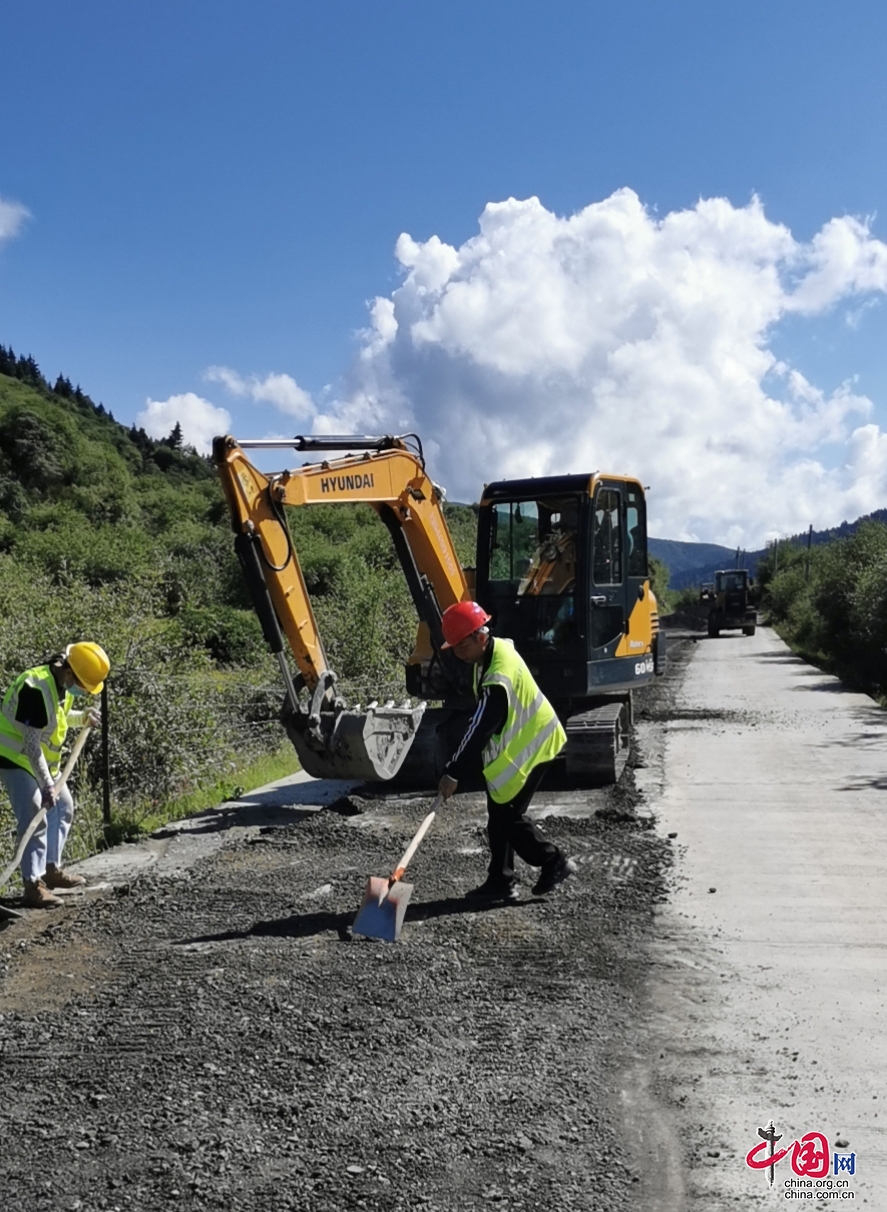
top-left (352, 797), bottom-right (440, 942)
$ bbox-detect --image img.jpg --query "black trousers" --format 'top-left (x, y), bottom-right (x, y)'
top-left (486, 762), bottom-right (560, 883)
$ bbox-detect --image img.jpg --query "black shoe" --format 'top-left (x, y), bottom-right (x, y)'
top-left (466, 878), bottom-right (520, 904)
top-left (532, 854), bottom-right (577, 896)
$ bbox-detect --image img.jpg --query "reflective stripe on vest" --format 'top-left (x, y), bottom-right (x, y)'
top-left (0, 666), bottom-right (69, 776)
top-left (474, 638), bottom-right (566, 803)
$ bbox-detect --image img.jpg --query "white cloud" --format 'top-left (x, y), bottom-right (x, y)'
top-left (0, 196), bottom-right (30, 243)
top-left (309, 190), bottom-right (887, 546)
top-left (787, 215), bottom-right (887, 314)
top-left (205, 365), bottom-right (315, 423)
top-left (135, 393), bottom-right (231, 455)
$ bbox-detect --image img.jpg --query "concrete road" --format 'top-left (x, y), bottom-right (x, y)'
top-left (632, 626), bottom-right (887, 1208)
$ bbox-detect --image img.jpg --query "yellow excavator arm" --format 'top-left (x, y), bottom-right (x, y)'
top-left (213, 433), bottom-right (470, 780)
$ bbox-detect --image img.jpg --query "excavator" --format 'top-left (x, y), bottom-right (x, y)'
top-left (213, 433), bottom-right (665, 788)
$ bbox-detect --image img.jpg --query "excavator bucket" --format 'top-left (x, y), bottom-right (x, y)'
top-left (283, 701), bottom-right (426, 781)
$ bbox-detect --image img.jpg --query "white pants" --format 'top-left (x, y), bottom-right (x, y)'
top-left (0, 766), bottom-right (75, 884)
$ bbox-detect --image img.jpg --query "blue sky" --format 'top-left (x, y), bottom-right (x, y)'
top-left (1, 1), bottom-right (886, 544)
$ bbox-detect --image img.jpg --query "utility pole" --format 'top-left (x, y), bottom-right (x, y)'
top-left (101, 683), bottom-right (111, 829)
top-left (805, 524), bottom-right (813, 582)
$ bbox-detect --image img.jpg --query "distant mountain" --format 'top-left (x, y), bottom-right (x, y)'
top-left (649, 537), bottom-right (761, 590)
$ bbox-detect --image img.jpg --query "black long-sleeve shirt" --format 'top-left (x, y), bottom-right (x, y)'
top-left (444, 638), bottom-right (508, 783)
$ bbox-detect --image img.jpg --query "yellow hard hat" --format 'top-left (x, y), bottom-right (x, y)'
top-left (65, 642), bottom-right (110, 695)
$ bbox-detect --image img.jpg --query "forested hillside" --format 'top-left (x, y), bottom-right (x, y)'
top-left (0, 348), bottom-right (272, 855)
top-left (0, 346), bottom-right (478, 866)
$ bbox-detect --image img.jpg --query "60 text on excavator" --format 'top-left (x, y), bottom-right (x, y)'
top-left (213, 433), bottom-right (665, 787)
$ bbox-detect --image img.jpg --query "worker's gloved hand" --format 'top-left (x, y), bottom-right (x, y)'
top-left (86, 708), bottom-right (102, 729)
top-left (438, 774), bottom-right (458, 802)
top-left (40, 784), bottom-right (58, 810)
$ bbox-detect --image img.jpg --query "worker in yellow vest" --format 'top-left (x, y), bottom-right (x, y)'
top-left (437, 602), bottom-right (577, 903)
top-left (0, 642), bottom-right (109, 908)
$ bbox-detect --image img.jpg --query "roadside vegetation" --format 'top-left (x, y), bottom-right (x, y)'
top-left (756, 521), bottom-right (887, 702)
top-left (648, 556), bottom-right (676, 614)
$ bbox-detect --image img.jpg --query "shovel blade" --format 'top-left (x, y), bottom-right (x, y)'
top-left (352, 878), bottom-right (414, 942)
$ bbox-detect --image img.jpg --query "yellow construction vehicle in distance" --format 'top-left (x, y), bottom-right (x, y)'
top-left (700, 569), bottom-right (758, 637)
top-left (213, 433), bottom-right (665, 786)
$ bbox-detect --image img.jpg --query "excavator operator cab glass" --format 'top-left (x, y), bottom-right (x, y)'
top-left (489, 498), bottom-right (578, 598)
top-left (477, 474), bottom-right (655, 706)
top-left (625, 485), bottom-right (648, 578)
top-left (592, 489), bottom-right (623, 586)
top-left (486, 495), bottom-right (580, 655)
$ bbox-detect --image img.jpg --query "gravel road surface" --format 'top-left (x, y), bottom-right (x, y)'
top-left (0, 650), bottom-right (682, 1212)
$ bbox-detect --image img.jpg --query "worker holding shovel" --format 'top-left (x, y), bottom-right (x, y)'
top-left (0, 642), bottom-right (109, 908)
top-left (437, 602), bottom-right (576, 903)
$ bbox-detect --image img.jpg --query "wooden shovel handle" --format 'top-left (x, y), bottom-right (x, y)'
top-left (389, 796), bottom-right (441, 884)
top-left (55, 724), bottom-right (93, 794)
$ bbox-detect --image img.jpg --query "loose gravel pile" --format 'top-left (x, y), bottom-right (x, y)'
top-left (0, 637), bottom-right (694, 1212)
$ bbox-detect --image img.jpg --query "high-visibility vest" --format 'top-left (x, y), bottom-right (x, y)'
top-left (474, 638), bottom-right (566, 803)
top-left (0, 665), bottom-right (71, 778)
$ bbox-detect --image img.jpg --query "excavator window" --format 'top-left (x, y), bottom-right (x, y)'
top-left (625, 485), bottom-right (647, 578)
top-left (593, 489), bottom-right (623, 586)
top-left (489, 500), bottom-right (540, 584)
top-left (486, 496), bottom-right (580, 652)
top-left (488, 498), bottom-right (579, 598)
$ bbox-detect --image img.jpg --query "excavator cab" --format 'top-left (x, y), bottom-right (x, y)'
top-left (474, 473), bottom-right (662, 781)
top-left (475, 474), bottom-right (658, 702)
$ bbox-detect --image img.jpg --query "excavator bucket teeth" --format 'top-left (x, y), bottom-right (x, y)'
top-left (283, 703), bottom-right (426, 781)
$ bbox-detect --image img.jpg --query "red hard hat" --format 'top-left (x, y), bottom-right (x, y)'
top-left (441, 601), bottom-right (492, 648)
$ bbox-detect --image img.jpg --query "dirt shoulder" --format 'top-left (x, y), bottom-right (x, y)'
top-left (0, 647), bottom-right (696, 1212)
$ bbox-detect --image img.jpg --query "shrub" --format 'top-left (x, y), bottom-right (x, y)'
top-left (761, 521), bottom-right (887, 698)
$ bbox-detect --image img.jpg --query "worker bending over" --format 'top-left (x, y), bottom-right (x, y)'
top-left (437, 601), bottom-right (576, 903)
top-left (0, 642), bottom-right (109, 908)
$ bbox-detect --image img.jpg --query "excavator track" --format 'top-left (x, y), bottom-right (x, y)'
top-left (563, 701), bottom-right (630, 786)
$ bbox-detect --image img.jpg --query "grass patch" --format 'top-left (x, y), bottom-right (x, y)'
top-left (95, 744), bottom-right (302, 848)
